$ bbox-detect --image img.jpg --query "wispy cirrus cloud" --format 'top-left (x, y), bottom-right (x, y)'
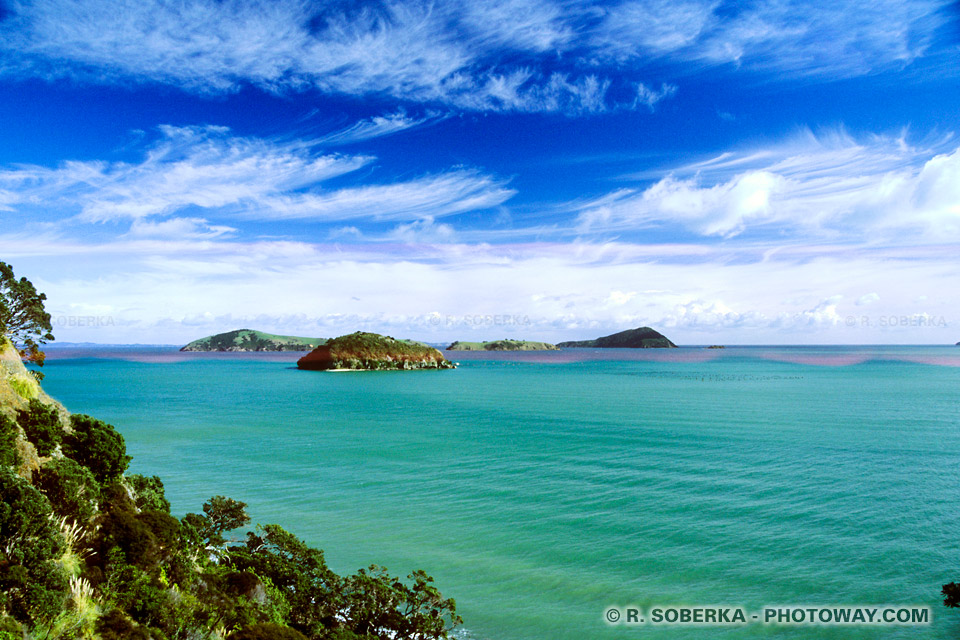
top-left (4, 0), bottom-right (949, 114)
top-left (576, 130), bottom-right (960, 239)
top-left (0, 124), bottom-right (515, 228)
top-left (316, 111), bottom-right (444, 146)
top-left (0, 0), bottom-right (616, 113)
top-left (589, 0), bottom-right (954, 78)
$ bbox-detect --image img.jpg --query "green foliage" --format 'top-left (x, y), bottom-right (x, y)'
top-left (227, 622), bottom-right (308, 640)
top-left (99, 510), bottom-right (163, 569)
top-left (128, 474), bottom-right (171, 513)
top-left (95, 608), bottom-right (151, 640)
top-left (229, 524), bottom-right (341, 638)
top-left (204, 495), bottom-right (251, 538)
top-left (341, 566), bottom-right (461, 640)
top-left (0, 467), bottom-right (69, 625)
top-left (16, 398), bottom-right (62, 457)
top-left (0, 261), bottom-right (54, 367)
top-left (63, 414), bottom-right (131, 482)
top-left (0, 413), bottom-right (20, 468)
top-left (0, 615), bottom-right (23, 640)
top-left (7, 375), bottom-right (39, 399)
top-left (35, 456), bottom-right (101, 524)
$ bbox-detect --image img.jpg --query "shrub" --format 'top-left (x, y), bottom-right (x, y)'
top-left (0, 467), bottom-right (69, 624)
top-left (16, 398), bottom-right (61, 456)
top-left (35, 457), bottom-right (101, 524)
top-left (63, 414), bottom-right (130, 482)
top-left (99, 510), bottom-right (160, 568)
top-left (128, 474), bottom-right (171, 513)
top-left (0, 615), bottom-right (23, 640)
top-left (227, 622), bottom-right (308, 640)
top-left (96, 608), bottom-right (151, 640)
top-left (0, 414), bottom-right (19, 468)
top-left (137, 510), bottom-right (181, 552)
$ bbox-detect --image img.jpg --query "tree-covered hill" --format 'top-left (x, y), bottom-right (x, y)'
top-left (181, 330), bottom-right (326, 352)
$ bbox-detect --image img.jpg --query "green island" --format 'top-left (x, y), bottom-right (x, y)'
top-left (181, 329), bottom-right (326, 352)
top-left (707, 345), bottom-right (726, 349)
top-left (446, 339), bottom-right (558, 351)
top-left (297, 332), bottom-right (455, 371)
top-left (557, 326), bottom-right (677, 348)
top-left (0, 262), bottom-right (461, 640)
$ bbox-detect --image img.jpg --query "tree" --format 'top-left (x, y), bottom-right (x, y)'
top-left (62, 414), bottom-right (131, 482)
top-left (0, 261), bottom-right (54, 368)
top-left (16, 398), bottom-right (62, 457)
top-left (0, 467), bottom-right (69, 624)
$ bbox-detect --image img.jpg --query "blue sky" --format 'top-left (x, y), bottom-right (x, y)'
top-left (1, 0), bottom-right (958, 344)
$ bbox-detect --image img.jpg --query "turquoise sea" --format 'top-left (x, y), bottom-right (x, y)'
top-left (39, 346), bottom-right (960, 639)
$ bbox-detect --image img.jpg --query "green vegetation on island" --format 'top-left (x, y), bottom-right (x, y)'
top-left (446, 339), bottom-right (558, 351)
top-left (557, 326), bottom-right (677, 348)
top-left (297, 332), bottom-right (455, 370)
top-left (707, 345), bottom-right (726, 349)
top-left (0, 265), bottom-right (461, 640)
top-left (181, 329), bottom-right (326, 352)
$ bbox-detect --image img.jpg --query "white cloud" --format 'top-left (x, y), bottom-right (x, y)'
top-left (4, 230), bottom-right (956, 345)
top-left (633, 82), bottom-right (678, 111)
top-left (590, 0), bottom-right (953, 78)
top-left (576, 131), bottom-right (960, 239)
top-left (126, 217), bottom-right (236, 239)
top-left (0, 125), bottom-right (514, 225)
top-left (0, 0), bottom-right (614, 113)
top-left (4, 0), bottom-right (949, 113)
top-left (317, 111), bottom-right (441, 146)
top-left (856, 292), bottom-right (880, 306)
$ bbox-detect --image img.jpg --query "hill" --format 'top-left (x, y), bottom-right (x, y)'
top-left (297, 332), bottom-right (455, 370)
top-left (557, 327), bottom-right (677, 348)
top-left (181, 329), bottom-right (325, 352)
top-left (446, 339), bottom-right (559, 351)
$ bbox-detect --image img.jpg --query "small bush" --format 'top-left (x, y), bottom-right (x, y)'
top-left (63, 414), bottom-right (131, 482)
top-left (227, 622), bottom-right (308, 640)
top-left (16, 398), bottom-right (61, 456)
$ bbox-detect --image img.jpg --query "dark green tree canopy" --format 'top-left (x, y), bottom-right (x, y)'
top-left (63, 414), bottom-right (131, 482)
top-left (0, 261), bottom-right (54, 366)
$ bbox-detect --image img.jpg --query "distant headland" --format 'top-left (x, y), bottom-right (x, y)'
top-left (297, 332), bottom-right (455, 370)
top-left (181, 329), bottom-right (325, 352)
top-left (447, 339), bottom-right (559, 351)
top-left (558, 327), bottom-right (676, 348)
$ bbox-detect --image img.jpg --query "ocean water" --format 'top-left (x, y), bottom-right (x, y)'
top-left (38, 346), bottom-right (960, 639)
